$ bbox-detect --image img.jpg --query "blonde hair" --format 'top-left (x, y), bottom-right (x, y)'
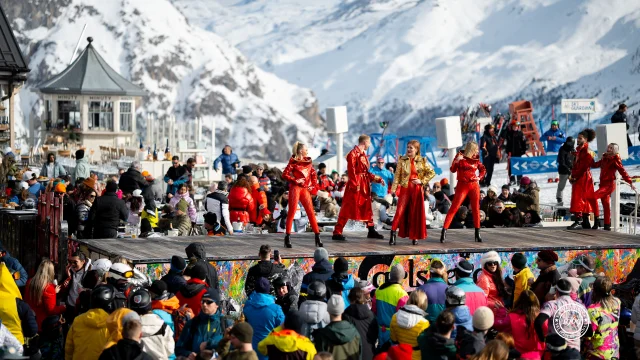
top-left (292, 141), bottom-right (305, 157)
top-left (408, 289), bottom-right (428, 311)
top-left (429, 259), bottom-right (448, 282)
top-left (407, 139), bottom-right (421, 154)
top-left (463, 141), bottom-right (478, 157)
top-left (609, 143), bottom-right (619, 154)
top-left (29, 258), bottom-right (56, 306)
top-left (358, 134), bottom-right (370, 144)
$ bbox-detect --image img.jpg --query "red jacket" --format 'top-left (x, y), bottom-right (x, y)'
top-left (570, 144), bottom-right (595, 213)
top-left (250, 183), bottom-right (271, 225)
top-left (594, 153), bottom-right (632, 184)
top-left (318, 174), bottom-right (335, 193)
top-left (282, 156), bottom-right (318, 193)
top-left (508, 311), bottom-right (546, 359)
top-left (450, 153), bottom-right (486, 183)
top-left (25, 280), bottom-right (66, 331)
top-left (476, 269), bottom-right (503, 308)
top-left (176, 278), bottom-right (208, 316)
top-left (339, 146), bottom-right (382, 221)
top-left (228, 186), bottom-right (255, 224)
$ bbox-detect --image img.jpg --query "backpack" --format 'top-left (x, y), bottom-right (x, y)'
top-left (171, 305), bottom-right (195, 341)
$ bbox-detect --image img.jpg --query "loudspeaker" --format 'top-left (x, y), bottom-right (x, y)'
top-left (436, 117), bottom-right (463, 149)
top-left (326, 106), bottom-right (348, 134)
top-left (595, 123), bottom-right (628, 160)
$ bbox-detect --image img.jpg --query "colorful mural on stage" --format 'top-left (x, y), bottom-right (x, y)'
top-left (132, 247), bottom-right (640, 305)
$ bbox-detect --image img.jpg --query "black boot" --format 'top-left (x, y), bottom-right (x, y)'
top-left (412, 240), bottom-right (418, 245)
top-left (475, 228), bottom-right (482, 243)
top-left (440, 228), bottom-right (446, 243)
top-left (284, 234), bottom-right (292, 248)
top-left (567, 215), bottom-right (582, 229)
top-left (389, 230), bottom-right (397, 246)
top-left (604, 223), bottom-right (611, 231)
top-left (332, 233), bottom-right (346, 241)
top-left (582, 214), bottom-right (591, 229)
top-left (315, 233), bottom-right (323, 247)
top-left (367, 226), bottom-right (384, 239)
top-left (592, 218), bottom-right (600, 230)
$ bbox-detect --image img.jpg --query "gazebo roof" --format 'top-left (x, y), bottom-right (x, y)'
top-left (38, 37), bottom-right (145, 96)
top-left (0, 3), bottom-right (29, 79)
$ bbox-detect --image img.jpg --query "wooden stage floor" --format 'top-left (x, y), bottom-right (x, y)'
top-left (77, 227), bottom-right (640, 264)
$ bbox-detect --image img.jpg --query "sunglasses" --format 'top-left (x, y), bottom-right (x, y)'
top-left (201, 299), bottom-right (215, 305)
top-left (487, 261), bottom-right (499, 266)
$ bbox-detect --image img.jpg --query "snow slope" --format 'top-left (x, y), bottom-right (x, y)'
top-left (5, 0), bottom-right (322, 161)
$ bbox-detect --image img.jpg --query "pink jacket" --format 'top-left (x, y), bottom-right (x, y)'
top-left (476, 269), bottom-right (503, 308)
top-left (508, 312), bottom-right (546, 359)
top-left (169, 192), bottom-right (197, 223)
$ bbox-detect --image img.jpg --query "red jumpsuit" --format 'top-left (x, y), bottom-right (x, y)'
top-left (443, 153), bottom-right (486, 229)
top-left (281, 156), bottom-right (320, 235)
top-left (391, 156), bottom-right (434, 240)
top-left (250, 183), bottom-right (271, 225)
top-left (591, 153), bottom-right (632, 225)
top-left (333, 146), bottom-right (383, 235)
top-left (570, 144), bottom-right (598, 217)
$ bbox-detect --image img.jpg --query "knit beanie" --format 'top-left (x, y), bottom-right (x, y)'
top-left (387, 343), bottom-right (413, 360)
top-left (190, 263), bottom-right (207, 281)
top-left (176, 199), bottom-right (189, 213)
top-left (76, 149), bottom-right (85, 160)
top-left (327, 295), bottom-right (345, 316)
top-left (284, 310), bottom-right (305, 334)
top-left (170, 255), bottom-right (186, 272)
top-left (456, 260), bottom-right (474, 277)
top-left (202, 288), bottom-right (221, 304)
top-left (480, 251), bottom-right (501, 268)
top-left (314, 248), bottom-right (329, 263)
top-left (472, 306), bottom-right (494, 331)
top-left (255, 277), bottom-right (271, 294)
top-left (440, 178), bottom-right (448, 186)
top-left (230, 322), bottom-right (253, 343)
top-left (149, 280), bottom-right (168, 299)
top-left (389, 264), bottom-right (406, 283)
top-left (537, 250), bottom-right (559, 264)
top-left (511, 253), bottom-right (527, 270)
top-left (555, 278), bottom-right (572, 295)
top-left (105, 181), bottom-right (118, 193)
top-left (334, 257), bottom-right (349, 274)
top-left (520, 176), bottom-right (531, 186)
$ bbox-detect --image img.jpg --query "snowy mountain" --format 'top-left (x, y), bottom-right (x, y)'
top-left (173, 0), bottom-right (640, 140)
top-left (3, 0), bottom-right (323, 161)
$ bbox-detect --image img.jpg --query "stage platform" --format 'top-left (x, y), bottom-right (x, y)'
top-left (74, 228), bottom-right (640, 304)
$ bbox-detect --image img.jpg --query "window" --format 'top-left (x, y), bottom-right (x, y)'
top-left (57, 101), bottom-right (81, 130)
top-left (120, 102), bottom-right (132, 132)
top-left (88, 101), bottom-right (113, 131)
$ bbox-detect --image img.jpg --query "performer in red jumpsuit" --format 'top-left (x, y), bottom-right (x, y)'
top-left (568, 129), bottom-right (598, 230)
top-left (591, 143), bottom-right (635, 230)
top-left (282, 141), bottom-right (321, 248)
top-left (332, 134), bottom-right (385, 241)
top-left (389, 140), bottom-right (435, 246)
top-left (440, 141), bottom-right (486, 243)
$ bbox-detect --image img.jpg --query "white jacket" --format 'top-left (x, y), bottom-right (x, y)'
top-left (0, 324), bottom-right (22, 355)
top-left (140, 313), bottom-right (175, 360)
top-left (298, 300), bottom-right (330, 338)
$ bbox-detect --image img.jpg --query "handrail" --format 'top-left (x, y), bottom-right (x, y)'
top-left (617, 179), bottom-right (639, 235)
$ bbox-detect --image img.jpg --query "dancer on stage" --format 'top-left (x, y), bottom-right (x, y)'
top-left (440, 141), bottom-right (486, 243)
top-left (591, 143), bottom-right (635, 230)
top-left (567, 129), bottom-right (598, 230)
top-left (282, 141), bottom-right (321, 248)
top-left (332, 134), bottom-right (386, 241)
top-left (389, 140), bottom-right (435, 246)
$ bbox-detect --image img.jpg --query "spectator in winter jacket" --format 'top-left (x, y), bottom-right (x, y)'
top-left (249, 176), bottom-right (271, 225)
top-left (344, 287), bottom-right (377, 360)
top-left (500, 120), bottom-right (528, 184)
top-left (313, 295), bottom-right (361, 360)
top-left (118, 161), bottom-right (149, 196)
top-left (443, 286), bottom-right (472, 339)
top-left (169, 183), bottom-right (197, 223)
top-left (185, 242), bottom-right (219, 289)
top-left (73, 150), bottom-right (91, 182)
top-left (326, 257), bottom-right (356, 306)
top-left (214, 145), bottom-right (240, 176)
top-left (418, 259), bottom-right (448, 323)
top-left (216, 322), bottom-right (259, 360)
top-left (25, 258), bottom-right (66, 332)
top-left (205, 181), bottom-right (234, 235)
top-left (141, 171), bottom-right (164, 203)
top-left (164, 156), bottom-right (188, 197)
top-left (244, 278), bottom-right (286, 360)
top-left (530, 250), bottom-right (561, 307)
top-left (60, 251), bottom-right (92, 323)
top-left (41, 153), bottom-right (67, 179)
top-left (0, 263), bottom-right (37, 346)
top-left (0, 320), bottom-right (23, 356)
top-left (299, 281), bottom-right (330, 339)
top-left (175, 288), bottom-right (226, 358)
top-left (370, 158), bottom-right (394, 198)
top-left (556, 136), bottom-right (575, 205)
top-left (300, 248), bottom-right (334, 301)
top-left (168, 200), bottom-right (192, 236)
top-left (512, 177), bottom-right (540, 213)
top-left (317, 163), bottom-right (335, 194)
top-left (149, 280), bottom-right (179, 334)
top-left (87, 181), bottom-right (129, 239)
top-left (452, 260), bottom-right (487, 315)
top-left (455, 306), bottom-right (494, 359)
top-left (390, 290), bottom-right (430, 360)
top-left (434, 191), bottom-right (451, 215)
top-left (258, 310), bottom-right (317, 360)
top-left (545, 334), bottom-right (581, 360)
top-left (542, 121), bottom-right (566, 153)
top-left (373, 264), bottom-right (409, 349)
top-left (244, 244), bottom-right (285, 297)
top-left (129, 288), bottom-right (175, 359)
top-left (508, 290), bottom-right (546, 360)
top-left (418, 310), bottom-right (457, 360)
top-left (255, 164), bottom-right (271, 191)
top-left (498, 184), bottom-right (512, 202)
top-left (476, 251), bottom-right (508, 327)
top-left (161, 256), bottom-right (187, 295)
top-left (611, 103), bottom-right (632, 147)
top-left (229, 177), bottom-right (256, 225)
top-left (103, 308), bottom-right (141, 350)
top-left (176, 263), bottom-right (209, 316)
top-left (0, 247), bottom-right (28, 288)
top-left (274, 277), bottom-right (299, 314)
top-left (571, 254), bottom-right (596, 303)
top-left (99, 319), bottom-right (153, 360)
top-left (480, 124), bottom-right (499, 186)
top-left (76, 187), bottom-right (97, 239)
top-left (511, 253), bottom-right (534, 306)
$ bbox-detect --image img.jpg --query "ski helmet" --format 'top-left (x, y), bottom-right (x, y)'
top-left (129, 288), bottom-right (152, 314)
top-left (109, 263), bottom-right (134, 280)
top-left (307, 281), bottom-right (327, 300)
top-left (445, 285), bottom-right (466, 306)
top-left (91, 284), bottom-right (116, 313)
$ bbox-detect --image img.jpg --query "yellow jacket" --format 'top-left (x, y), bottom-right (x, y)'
top-left (65, 308), bottom-right (110, 360)
top-left (141, 208), bottom-right (159, 228)
top-left (258, 326), bottom-right (317, 360)
top-left (0, 263), bottom-right (23, 344)
top-left (104, 308), bottom-right (138, 349)
top-left (391, 155), bottom-right (435, 192)
top-left (390, 305), bottom-right (430, 360)
top-left (513, 267), bottom-right (535, 305)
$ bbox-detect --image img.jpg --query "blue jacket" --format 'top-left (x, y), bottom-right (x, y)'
top-left (40, 161), bottom-right (67, 178)
top-left (0, 252), bottom-right (28, 287)
top-left (300, 259), bottom-right (334, 295)
top-left (418, 278), bottom-right (448, 323)
top-left (369, 166), bottom-right (393, 198)
top-left (542, 128), bottom-right (566, 153)
top-left (449, 305), bottom-right (473, 338)
top-left (152, 309), bottom-right (176, 360)
top-left (175, 311), bottom-right (225, 357)
top-left (28, 183), bottom-right (45, 203)
top-left (243, 292), bottom-right (285, 360)
top-left (161, 271), bottom-right (187, 295)
top-left (213, 152), bottom-right (240, 175)
top-left (326, 273), bottom-right (356, 307)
